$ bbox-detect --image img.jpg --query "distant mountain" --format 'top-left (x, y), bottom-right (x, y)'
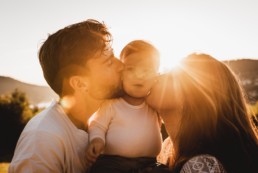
top-left (223, 59), bottom-right (258, 77)
top-left (0, 76), bottom-right (58, 105)
top-left (223, 59), bottom-right (258, 103)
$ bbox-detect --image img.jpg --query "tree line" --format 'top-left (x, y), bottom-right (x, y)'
top-left (0, 90), bottom-right (41, 162)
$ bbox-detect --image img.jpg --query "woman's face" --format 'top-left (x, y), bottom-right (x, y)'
top-left (146, 73), bottom-right (180, 113)
top-left (146, 73), bottom-right (183, 142)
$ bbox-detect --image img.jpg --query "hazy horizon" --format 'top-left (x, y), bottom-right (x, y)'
top-left (1, 0), bottom-right (258, 85)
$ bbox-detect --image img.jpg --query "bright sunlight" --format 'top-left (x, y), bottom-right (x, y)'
top-left (159, 52), bottom-right (184, 73)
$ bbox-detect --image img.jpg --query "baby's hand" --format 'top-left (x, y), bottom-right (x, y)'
top-left (85, 138), bottom-right (105, 166)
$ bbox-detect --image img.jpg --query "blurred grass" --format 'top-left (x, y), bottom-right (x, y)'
top-left (248, 102), bottom-right (258, 115)
top-left (0, 163), bottom-right (9, 173)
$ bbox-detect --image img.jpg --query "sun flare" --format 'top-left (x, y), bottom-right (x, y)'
top-left (159, 55), bottom-right (184, 73)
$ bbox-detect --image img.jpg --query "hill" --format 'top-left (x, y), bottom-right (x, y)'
top-left (223, 59), bottom-right (258, 103)
top-left (223, 59), bottom-right (258, 77)
top-left (0, 76), bottom-right (58, 105)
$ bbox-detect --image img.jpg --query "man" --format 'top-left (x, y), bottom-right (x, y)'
top-left (8, 19), bottom-right (123, 173)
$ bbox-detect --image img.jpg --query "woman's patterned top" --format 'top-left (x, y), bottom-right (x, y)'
top-left (180, 154), bottom-right (227, 173)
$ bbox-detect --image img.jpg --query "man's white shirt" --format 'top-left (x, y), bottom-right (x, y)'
top-left (9, 101), bottom-right (89, 173)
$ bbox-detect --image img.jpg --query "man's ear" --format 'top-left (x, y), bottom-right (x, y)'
top-left (69, 76), bottom-right (88, 91)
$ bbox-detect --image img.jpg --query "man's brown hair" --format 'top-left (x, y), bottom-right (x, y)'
top-left (38, 19), bottom-right (112, 96)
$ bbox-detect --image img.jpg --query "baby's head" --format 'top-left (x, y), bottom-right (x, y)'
top-left (120, 40), bottom-right (160, 98)
top-left (120, 40), bottom-right (160, 70)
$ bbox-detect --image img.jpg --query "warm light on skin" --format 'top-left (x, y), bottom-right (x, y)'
top-left (59, 96), bottom-right (76, 110)
top-left (146, 73), bottom-right (182, 113)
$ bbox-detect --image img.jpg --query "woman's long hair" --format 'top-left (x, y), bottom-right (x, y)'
top-left (170, 53), bottom-right (258, 173)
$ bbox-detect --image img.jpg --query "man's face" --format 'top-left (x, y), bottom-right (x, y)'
top-left (85, 46), bottom-right (124, 100)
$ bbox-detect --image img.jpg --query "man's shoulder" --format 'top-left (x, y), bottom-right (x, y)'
top-left (23, 101), bottom-right (66, 135)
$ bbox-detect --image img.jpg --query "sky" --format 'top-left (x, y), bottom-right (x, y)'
top-left (0, 0), bottom-right (258, 86)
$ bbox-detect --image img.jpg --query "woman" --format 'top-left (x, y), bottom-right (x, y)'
top-left (146, 53), bottom-right (258, 173)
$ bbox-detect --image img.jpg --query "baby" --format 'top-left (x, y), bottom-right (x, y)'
top-left (86, 40), bottom-right (162, 173)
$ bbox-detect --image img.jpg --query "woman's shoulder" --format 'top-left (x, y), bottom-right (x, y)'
top-left (180, 154), bottom-right (227, 173)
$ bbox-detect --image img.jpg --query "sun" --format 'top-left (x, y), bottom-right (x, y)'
top-left (159, 55), bottom-right (184, 73)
